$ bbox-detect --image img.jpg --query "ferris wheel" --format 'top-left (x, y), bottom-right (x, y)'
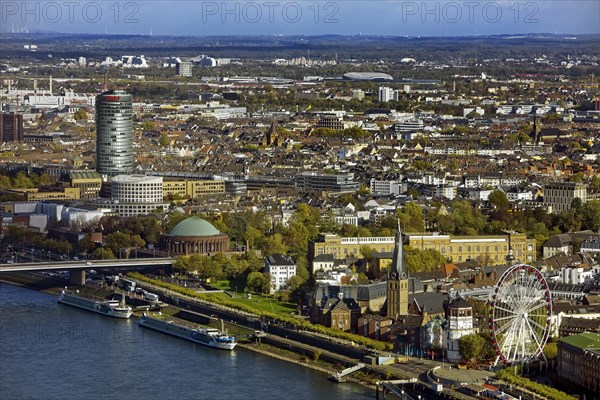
top-left (489, 264), bottom-right (552, 366)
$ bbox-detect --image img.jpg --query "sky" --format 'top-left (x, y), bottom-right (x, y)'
top-left (2, 0), bottom-right (599, 36)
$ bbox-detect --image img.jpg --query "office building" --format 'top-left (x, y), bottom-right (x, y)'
top-left (543, 182), bottom-right (588, 212)
top-left (95, 90), bottom-right (133, 177)
top-left (406, 232), bottom-right (536, 265)
top-left (163, 179), bottom-right (225, 199)
top-left (296, 172), bottom-right (359, 195)
top-left (558, 333), bottom-right (600, 394)
top-left (0, 113), bottom-right (24, 142)
top-left (100, 175), bottom-right (168, 216)
top-left (176, 61), bottom-right (193, 77)
top-left (67, 170), bottom-right (102, 200)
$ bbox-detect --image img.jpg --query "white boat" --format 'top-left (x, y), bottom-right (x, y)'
top-left (58, 290), bottom-right (133, 319)
top-left (139, 314), bottom-right (237, 350)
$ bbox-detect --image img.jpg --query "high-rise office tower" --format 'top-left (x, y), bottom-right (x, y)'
top-left (95, 90), bottom-right (133, 177)
top-left (0, 113), bottom-right (24, 142)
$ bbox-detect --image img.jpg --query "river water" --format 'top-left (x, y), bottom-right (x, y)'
top-left (0, 284), bottom-right (373, 400)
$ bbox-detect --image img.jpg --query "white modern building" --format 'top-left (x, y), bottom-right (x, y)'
top-left (104, 175), bottom-right (169, 217)
top-left (378, 86), bottom-right (397, 102)
top-left (435, 186), bottom-right (457, 200)
top-left (370, 179), bottom-right (404, 196)
top-left (560, 265), bottom-right (594, 285)
top-left (264, 254), bottom-right (297, 293)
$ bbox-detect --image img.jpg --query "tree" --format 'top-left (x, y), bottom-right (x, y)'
top-left (404, 247), bottom-right (446, 273)
top-left (590, 175), bottom-right (600, 193)
top-left (319, 210), bottom-right (339, 233)
top-left (141, 121), bottom-right (157, 132)
top-left (0, 175), bottom-right (12, 189)
top-left (78, 236), bottom-right (97, 254)
top-left (283, 220), bottom-right (310, 255)
top-left (286, 275), bottom-right (305, 293)
top-left (139, 216), bottom-right (162, 245)
top-left (360, 245), bottom-right (376, 262)
top-left (435, 214), bottom-right (455, 233)
top-left (556, 210), bottom-right (581, 232)
top-left (164, 212), bottom-right (190, 233)
top-left (239, 251), bottom-right (263, 274)
top-left (104, 232), bottom-right (131, 256)
top-left (261, 233), bottom-right (288, 257)
top-left (36, 173), bottom-right (55, 186)
top-left (246, 271), bottom-right (271, 294)
top-left (92, 247), bottom-right (115, 260)
top-left (397, 202), bottom-right (424, 233)
top-left (223, 257), bottom-right (244, 281)
top-left (159, 132), bottom-right (170, 147)
top-left (580, 200), bottom-right (600, 231)
top-left (12, 171), bottom-right (35, 188)
top-left (295, 256), bottom-right (310, 281)
top-left (290, 203), bottom-right (320, 239)
top-left (244, 226), bottom-right (263, 250)
top-left (1, 226), bottom-right (29, 245)
top-left (458, 333), bottom-right (487, 362)
top-left (73, 109), bottom-right (88, 121)
top-left (450, 200), bottom-right (486, 235)
top-left (542, 342), bottom-right (557, 359)
top-left (488, 189), bottom-right (509, 209)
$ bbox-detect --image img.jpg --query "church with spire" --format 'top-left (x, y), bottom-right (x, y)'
top-left (386, 220), bottom-right (409, 321)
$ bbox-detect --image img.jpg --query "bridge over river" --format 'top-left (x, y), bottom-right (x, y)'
top-left (0, 258), bottom-right (175, 285)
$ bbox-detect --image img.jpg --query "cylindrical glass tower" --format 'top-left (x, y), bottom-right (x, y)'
top-left (95, 90), bottom-right (133, 177)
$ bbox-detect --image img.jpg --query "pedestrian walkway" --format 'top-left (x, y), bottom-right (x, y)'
top-left (431, 365), bottom-right (494, 386)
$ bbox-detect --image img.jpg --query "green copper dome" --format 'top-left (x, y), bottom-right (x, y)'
top-left (169, 217), bottom-right (221, 237)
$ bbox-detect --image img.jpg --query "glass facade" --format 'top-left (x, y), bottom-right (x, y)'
top-left (96, 90), bottom-right (133, 176)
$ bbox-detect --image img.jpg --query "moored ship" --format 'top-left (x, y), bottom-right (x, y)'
top-left (138, 314), bottom-right (237, 350)
top-left (58, 290), bottom-right (133, 319)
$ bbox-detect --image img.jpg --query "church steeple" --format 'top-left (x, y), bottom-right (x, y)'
top-left (387, 219), bottom-right (409, 320)
top-left (390, 219), bottom-right (405, 279)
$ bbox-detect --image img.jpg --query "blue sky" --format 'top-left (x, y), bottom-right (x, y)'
top-left (2, 1), bottom-right (599, 36)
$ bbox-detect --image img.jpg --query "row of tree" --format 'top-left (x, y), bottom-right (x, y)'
top-left (0, 171), bottom-right (56, 189)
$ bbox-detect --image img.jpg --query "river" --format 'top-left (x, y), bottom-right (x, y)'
top-left (0, 283), bottom-right (373, 400)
